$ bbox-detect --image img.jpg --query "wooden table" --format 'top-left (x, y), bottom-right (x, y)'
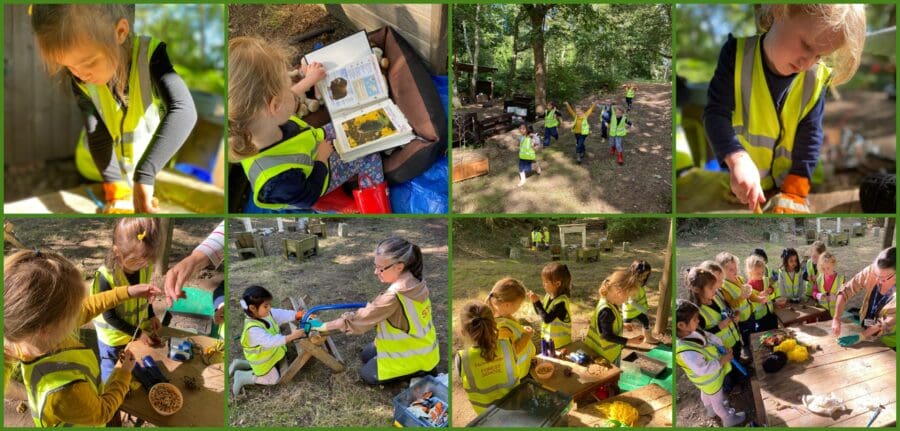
top-left (530, 341), bottom-right (621, 405)
top-left (750, 319), bottom-right (896, 427)
top-left (567, 383), bottom-right (672, 427)
top-left (119, 328), bottom-right (225, 426)
top-left (774, 300), bottom-right (829, 327)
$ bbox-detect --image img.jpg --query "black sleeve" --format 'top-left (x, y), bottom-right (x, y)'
top-left (73, 81), bottom-right (123, 182)
top-left (788, 91), bottom-right (826, 179)
top-left (98, 274), bottom-right (138, 336)
top-left (213, 281), bottom-right (225, 308)
top-left (704, 35), bottom-right (746, 166)
top-left (698, 314), bottom-right (709, 330)
top-left (598, 309), bottom-right (629, 345)
top-left (532, 299), bottom-right (568, 324)
top-left (257, 162), bottom-right (330, 208)
top-left (134, 42), bottom-right (198, 186)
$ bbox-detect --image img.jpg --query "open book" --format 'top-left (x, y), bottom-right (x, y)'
top-left (305, 31), bottom-right (413, 161)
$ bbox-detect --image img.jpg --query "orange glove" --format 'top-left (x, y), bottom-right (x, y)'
top-left (764, 174), bottom-right (811, 214)
top-left (101, 182), bottom-right (134, 214)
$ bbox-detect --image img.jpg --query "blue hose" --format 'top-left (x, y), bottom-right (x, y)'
top-left (716, 345), bottom-right (748, 376)
top-left (300, 302), bottom-right (367, 330)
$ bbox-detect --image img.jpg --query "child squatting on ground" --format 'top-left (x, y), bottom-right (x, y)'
top-left (4, 250), bottom-right (160, 427)
top-left (704, 4), bottom-right (866, 213)
top-left (31, 5), bottom-right (197, 213)
top-left (456, 302), bottom-right (521, 414)
top-left (229, 36), bottom-right (385, 211)
top-left (676, 301), bottom-right (747, 427)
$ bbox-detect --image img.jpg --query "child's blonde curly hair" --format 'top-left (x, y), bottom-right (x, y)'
top-left (756, 4), bottom-right (866, 85)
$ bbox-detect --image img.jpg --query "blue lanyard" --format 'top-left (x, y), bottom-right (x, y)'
top-left (869, 284), bottom-right (895, 317)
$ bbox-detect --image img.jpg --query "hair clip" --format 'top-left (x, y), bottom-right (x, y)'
top-left (240, 299), bottom-right (248, 310)
top-left (33, 247), bottom-right (42, 258)
top-left (137, 230), bottom-right (147, 241)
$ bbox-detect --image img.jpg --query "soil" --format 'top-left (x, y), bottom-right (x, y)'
top-left (675, 217), bottom-right (893, 427)
top-left (227, 218), bottom-right (448, 427)
top-left (451, 218), bottom-right (672, 426)
top-left (452, 83), bottom-right (673, 214)
top-left (228, 4), bottom-right (357, 67)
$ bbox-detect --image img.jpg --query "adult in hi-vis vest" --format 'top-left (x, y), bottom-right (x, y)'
top-left (831, 247), bottom-right (896, 348)
top-left (318, 238), bottom-right (440, 385)
top-left (704, 5), bottom-right (866, 213)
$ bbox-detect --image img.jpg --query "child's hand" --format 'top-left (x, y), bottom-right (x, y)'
top-left (304, 62), bottom-right (326, 84)
top-left (628, 335), bottom-right (644, 345)
top-left (724, 151), bottom-right (766, 211)
top-left (117, 347), bottom-right (137, 372)
top-left (138, 331), bottom-right (159, 346)
top-left (128, 283), bottom-right (162, 299)
top-left (731, 314), bottom-right (741, 324)
top-left (523, 326), bottom-right (534, 335)
top-left (623, 322), bottom-right (635, 331)
top-left (722, 349), bottom-right (734, 364)
top-left (830, 319), bottom-right (842, 337)
top-left (286, 328), bottom-right (305, 342)
top-left (133, 183), bottom-right (158, 214)
top-left (214, 304), bottom-right (225, 325)
top-left (315, 140), bottom-right (335, 163)
top-left (526, 290), bottom-right (540, 303)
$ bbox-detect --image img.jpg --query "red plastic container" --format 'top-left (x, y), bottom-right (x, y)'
top-left (353, 179), bottom-right (392, 214)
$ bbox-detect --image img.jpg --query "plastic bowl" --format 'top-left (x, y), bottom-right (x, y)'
top-left (534, 362), bottom-right (555, 380)
top-left (775, 297), bottom-right (788, 308)
top-left (149, 382), bottom-right (183, 416)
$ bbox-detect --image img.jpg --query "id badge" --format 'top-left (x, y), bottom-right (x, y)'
top-left (863, 318), bottom-right (877, 327)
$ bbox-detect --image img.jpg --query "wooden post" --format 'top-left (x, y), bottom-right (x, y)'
top-left (836, 218), bottom-right (841, 233)
top-left (276, 218), bottom-right (284, 232)
top-left (242, 218), bottom-right (254, 233)
top-left (882, 218), bottom-right (895, 249)
top-left (816, 218), bottom-right (821, 234)
top-left (153, 218), bottom-right (175, 283)
top-left (653, 220), bottom-right (674, 337)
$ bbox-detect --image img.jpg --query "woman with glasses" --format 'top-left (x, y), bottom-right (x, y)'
top-left (317, 237), bottom-right (440, 385)
top-left (831, 247), bottom-right (896, 347)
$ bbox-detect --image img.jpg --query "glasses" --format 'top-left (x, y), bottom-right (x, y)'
top-left (875, 272), bottom-right (895, 282)
top-left (374, 262), bottom-right (397, 273)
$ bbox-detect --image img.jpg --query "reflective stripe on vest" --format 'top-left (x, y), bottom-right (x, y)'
top-left (752, 277), bottom-right (776, 319)
top-left (545, 109), bottom-right (559, 128)
top-left (816, 273), bottom-right (845, 316)
top-left (374, 291), bottom-right (440, 380)
top-left (585, 300), bottom-right (624, 363)
top-left (240, 116), bottom-right (328, 210)
top-left (459, 339), bottom-right (518, 414)
top-left (622, 285), bottom-right (650, 320)
top-left (91, 265), bottom-right (152, 346)
top-left (779, 269), bottom-right (803, 299)
top-left (241, 316), bottom-right (287, 376)
top-left (722, 277), bottom-right (752, 322)
top-left (805, 260), bottom-right (818, 298)
top-left (540, 294), bottom-right (572, 346)
top-left (21, 346), bottom-right (102, 427)
top-left (519, 136), bottom-right (536, 160)
top-left (699, 295), bottom-right (739, 348)
top-left (732, 35), bottom-right (831, 190)
top-left (675, 338), bottom-right (730, 395)
top-left (496, 317), bottom-right (536, 379)
top-left (75, 36), bottom-right (162, 184)
top-left (610, 114), bottom-right (628, 137)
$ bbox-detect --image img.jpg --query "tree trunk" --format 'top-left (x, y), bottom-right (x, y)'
top-left (526, 5), bottom-right (551, 115)
top-left (654, 219), bottom-right (674, 337)
top-left (469, 4), bottom-right (481, 100)
top-left (153, 219), bottom-right (175, 284)
top-left (882, 218), bottom-right (895, 249)
top-left (505, 13), bottom-right (522, 98)
top-left (461, 20), bottom-right (472, 99)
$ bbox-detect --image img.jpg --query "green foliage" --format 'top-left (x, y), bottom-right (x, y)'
top-left (175, 65), bottom-right (225, 96)
top-left (606, 219), bottom-right (666, 243)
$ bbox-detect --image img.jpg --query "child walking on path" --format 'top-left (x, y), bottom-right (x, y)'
top-left (606, 105), bottom-right (633, 165)
top-left (516, 123), bottom-right (542, 187)
top-left (563, 101), bottom-right (596, 164)
top-left (543, 102), bottom-right (560, 147)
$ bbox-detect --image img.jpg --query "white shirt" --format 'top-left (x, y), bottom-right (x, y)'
top-left (246, 308), bottom-right (295, 349)
top-left (679, 330), bottom-right (725, 377)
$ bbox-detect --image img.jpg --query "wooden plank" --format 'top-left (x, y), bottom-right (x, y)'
top-left (567, 383), bottom-right (672, 427)
top-left (774, 300), bottom-right (828, 327)
top-left (295, 338), bottom-right (345, 372)
top-left (452, 154), bottom-right (489, 182)
top-left (530, 342), bottom-right (621, 403)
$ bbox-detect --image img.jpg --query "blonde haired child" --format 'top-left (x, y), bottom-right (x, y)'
top-left (563, 101), bottom-right (597, 163)
top-left (92, 218), bottom-right (162, 382)
top-left (585, 270), bottom-right (642, 365)
top-left (623, 260), bottom-right (659, 344)
top-left (486, 277), bottom-right (535, 379)
top-left (676, 301), bottom-right (746, 427)
top-left (31, 5), bottom-right (197, 213)
top-left (746, 254), bottom-right (779, 331)
top-left (456, 302), bottom-right (520, 414)
top-left (4, 250), bottom-right (159, 427)
top-left (716, 252), bottom-right (764, 359)
top-left (228, 36), bottom-right (385, 211)
top-left (230, 285), bottom-right (305, 397)
top-left (704, 4), bottom-right (866, 213)
top-left (813, 252), bottom-right (845, 317)
top-left (527, 263), bottom-right (573, 348)
top-left (805, 240), bottom-right (827, 299)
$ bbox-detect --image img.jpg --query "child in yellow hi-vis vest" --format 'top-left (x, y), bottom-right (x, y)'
top-left (230, 286), bottom-right (305, 398)
top-left (563, 101), bottom-right (597, 164)
top-left (623, 260), bottom-right (659, 344)
top-left (689, 265), bottom-right (742, 369)
top-left (716, 252), bottom-right (765, 360)
top-left (486, 278), bottom-right (536, 379)
top-left (229, 36), bottom-right (384, 211)
top-left (527, 263), bottom-right (573, 349)
top-left (704, 4), bottom-right (866, 213)
top-left (586, 270), bottom-right (642, 365)
top-left (746, 254), bottom-right (779, 331)
top-left (31, 5), bottom-right (197, 213)
top-left (91, 218), bottom-right (161, 383)
top-left (4, 250), bottom-right (160, 427)
top-left (804, 241), bottom-right (827, 300)
top-left (517, 123), bottom-right (542, 187)
top-left (456, 302), bottom-right (521, 414)
top-left (676, 301), bottom-right (747, 427)
top-left (813, 252), bottom-right (845, 317)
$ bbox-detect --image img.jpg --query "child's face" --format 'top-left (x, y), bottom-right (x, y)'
top-left (723, 261), bottom-right (738, 279)
top-left (115, 246), bottom-right (151, 273)
top-left (697, 281), bottom-right (717, 305)
top-left (251, 300), bottom-right (272, 318)
top-left (811, 251), bottom-right (821, 263)
top-left (269, 75), bottom-right (297, 124)
top-left (519, 125), bottom-right (527, 135)
top-left (493, 298), bottom-right (524, 317)
top-left (787, 255), bottom-right (799, 271)
top-left (374, 254), bottom-right (403, 283)
top-left (766, 13), bottom-right (844, 75)
top-left (542, 277), bottom-right (560, 296)
top-left (605, 286), bottom-right (629, 306)
top-left (819, 260), bottom-right (835, 275)
top-left (54, 19), bottom-right (129, 85)
top-left (677, 313), bottom-right (700, 336)
top-left (749, 264), bottom-right (765, 279)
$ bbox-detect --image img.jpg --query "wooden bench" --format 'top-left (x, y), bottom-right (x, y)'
top-left (234, 232), bottom-right (264, 260)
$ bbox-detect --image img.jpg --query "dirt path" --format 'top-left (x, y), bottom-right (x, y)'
top-left (227, 218), bottom-right (448, 427)
top-left (451, 219), bottom-right (671, 425)
top-left (453, 82), bottom-right (672, 214)
top-left (675, 217), bottom-right (892, 427)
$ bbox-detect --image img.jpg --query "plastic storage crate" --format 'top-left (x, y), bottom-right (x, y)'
top-left (467, 379), bottom-right (573, 427)
top-left (392, 375), bottom-right (448, 427)
top-left (618, 346), bottom-right (673, 393)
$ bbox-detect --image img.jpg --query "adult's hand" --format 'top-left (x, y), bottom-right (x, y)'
top-left (163, 250), bottom-right (211, 307)
top-left (133, 183), bottom-right (158, 214)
